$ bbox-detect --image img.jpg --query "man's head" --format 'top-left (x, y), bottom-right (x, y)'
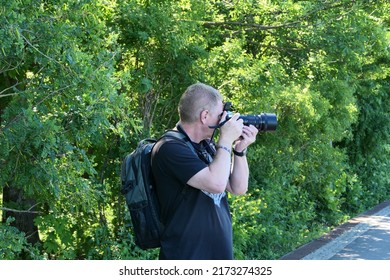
top-left (178, 83), bottom-right (223, 126)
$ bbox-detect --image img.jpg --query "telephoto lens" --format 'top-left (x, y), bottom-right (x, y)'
top-left (239, 113), bottom-right (277, 132)
top-left (209, 102), bottom-right (278, 132)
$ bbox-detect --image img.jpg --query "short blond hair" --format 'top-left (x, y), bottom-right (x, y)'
top-left (178, 83), bottom-right (222, 123)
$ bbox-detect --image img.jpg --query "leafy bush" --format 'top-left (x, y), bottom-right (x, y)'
top-left (1, 0), bottom-right (389, 260)
top-left (0, 217), bottom-right (43, 260)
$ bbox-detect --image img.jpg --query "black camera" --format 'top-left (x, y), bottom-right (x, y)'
top-left (223, 102), bottom-right (277, 132)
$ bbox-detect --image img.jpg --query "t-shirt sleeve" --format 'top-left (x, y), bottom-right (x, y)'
top-left (154, 140), bottom-right (206, 185)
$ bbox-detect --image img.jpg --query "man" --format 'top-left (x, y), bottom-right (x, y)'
top-left (151, 82), bottom-right (258, 259)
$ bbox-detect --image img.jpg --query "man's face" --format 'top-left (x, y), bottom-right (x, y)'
top-left (206, 100), bottom-right (224, 130)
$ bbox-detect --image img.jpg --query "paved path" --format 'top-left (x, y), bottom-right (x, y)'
top-left (281, 199), bottom-right (390, 260)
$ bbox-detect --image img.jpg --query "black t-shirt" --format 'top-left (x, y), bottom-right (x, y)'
top-left (151, 137), bottom-right (233, 260)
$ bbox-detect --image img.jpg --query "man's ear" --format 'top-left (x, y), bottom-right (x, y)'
top-left (200, 110), bottom-right (209, 124)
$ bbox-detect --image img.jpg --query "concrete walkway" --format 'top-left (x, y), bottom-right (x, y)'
top-left (281, 199), bottom-right (390, 260)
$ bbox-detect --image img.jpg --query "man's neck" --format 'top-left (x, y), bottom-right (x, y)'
top-left (177, 122), bottom-right (204, 144)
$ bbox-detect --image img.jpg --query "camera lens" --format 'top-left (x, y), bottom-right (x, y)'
top-left (239, 113), bottom-right (277, 132)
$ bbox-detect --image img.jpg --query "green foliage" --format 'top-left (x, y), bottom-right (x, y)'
top-left (1, 0), bottom-right (129, 259)
top-left (0, 217), bottom-right (43, 260)
top-left (114, 0), bottom-right (208, 133)
top-left (1, 0), bottom-right (389, 260)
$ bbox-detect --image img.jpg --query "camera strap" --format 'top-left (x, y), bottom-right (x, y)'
top-left (177, 124), bottom-right (215, 164)
top-left (208, 118), bottom-right (228, 129)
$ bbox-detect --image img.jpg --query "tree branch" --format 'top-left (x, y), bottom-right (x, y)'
top-left (20, 32), bottom-right (64, 68)
top-left (0, 81), bottom-right (22, 98)
top-left (202, 20), bottom-right (302, 30)
top-left (200, 0), bottom-right (355, 33)
top-left (1, 205), bottom-right (41, 215)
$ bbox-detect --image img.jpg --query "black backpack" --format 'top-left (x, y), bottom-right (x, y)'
top-left (120, 130), bottom-right (195, 250)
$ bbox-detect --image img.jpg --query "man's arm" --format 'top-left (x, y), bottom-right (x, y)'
top-left (226, 155), bottom-right (249, 195)
top-left (187, 118), bottom-right (258, 194)
top-left (226, 124), bottom-right (258, 195)
top-left (187, 114), bottom-right (243, 194)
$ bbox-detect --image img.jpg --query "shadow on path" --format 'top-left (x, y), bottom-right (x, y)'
top-left (281, 199), bottom-right (390, 260)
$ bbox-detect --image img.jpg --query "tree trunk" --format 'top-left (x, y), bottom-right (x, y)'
top-left (2, 185), bottom-right (41, 245)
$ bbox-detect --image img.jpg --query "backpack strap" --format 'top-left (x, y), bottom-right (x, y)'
top-left (151, 129), bottom-right (199, 228)
top-left (162, 129), bottom-right (197, 155)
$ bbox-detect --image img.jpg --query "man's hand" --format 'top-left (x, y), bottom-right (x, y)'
top-left (219, 113), bottom-right (243, 145)
top-left (234, 124), bottom-right (258, 152)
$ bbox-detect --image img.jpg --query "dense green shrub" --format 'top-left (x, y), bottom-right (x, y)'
top-left (1, 0), bottom-right (389, 259)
